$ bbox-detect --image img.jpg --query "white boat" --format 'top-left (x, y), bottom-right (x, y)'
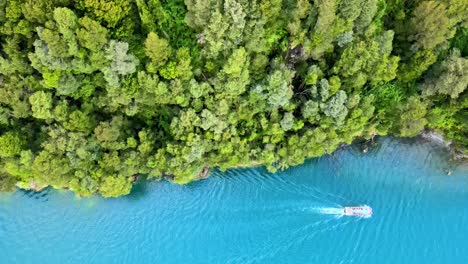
top-left (344, 205), bottom-right (372, 218)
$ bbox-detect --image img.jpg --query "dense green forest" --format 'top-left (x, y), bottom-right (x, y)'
top-left (0, 0), bottom-right (466, 197)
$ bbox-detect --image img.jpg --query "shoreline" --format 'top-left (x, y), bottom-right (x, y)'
top-left (419, 129), bottom-right (451, 147)
top-left (419, 129), bottom-right (467, 163)
top-left (193, 130), bottom-right (466, 182)
top-left (12, 133), bottom-right (467, 196)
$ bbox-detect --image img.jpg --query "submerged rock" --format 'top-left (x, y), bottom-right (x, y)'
top-left (195, 166), bottom-right (211, 180)
top-left (420, 130), bottom-right (451, 147)
top-left (420, 129), bottom-right (467, 164)
top-left (452, 148), bottom-right (468, 164)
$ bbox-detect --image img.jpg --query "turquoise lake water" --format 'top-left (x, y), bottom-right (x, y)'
top-left (1, 137), bottom-right (467, 263)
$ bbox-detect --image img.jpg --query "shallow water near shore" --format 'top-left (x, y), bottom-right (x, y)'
top-left (1, 137), bottom-right (467, 263)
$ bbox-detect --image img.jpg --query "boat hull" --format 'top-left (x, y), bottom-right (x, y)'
top-left (344, 206), bottom-right (372, 218)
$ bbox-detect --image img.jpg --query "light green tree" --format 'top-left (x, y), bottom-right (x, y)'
top-left (29, 91), bottom-right (53, 120)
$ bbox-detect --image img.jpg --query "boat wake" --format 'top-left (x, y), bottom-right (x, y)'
top-left (314, 207), bottom-right (345, 218)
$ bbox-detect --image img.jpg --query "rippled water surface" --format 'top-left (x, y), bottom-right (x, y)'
top-left (1, 137), bottom-right (467, 263)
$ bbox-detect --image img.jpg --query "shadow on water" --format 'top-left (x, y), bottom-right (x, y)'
top-left (22, 187), bottom-right (51, 202)
top-left (348, 136), bottom-right (382, 155)
top-left (125, 176), bottom-right (152, 201)
top-left (347, 136), bottom-right (457, 170)
top-left (4, 136), bottom-right (461, 205)
top-left (185, 177), bottom-right (211, 189)
top-left (2, 137), bottom-right (462, 206)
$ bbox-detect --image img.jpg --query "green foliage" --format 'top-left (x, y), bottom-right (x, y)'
top-left (103, 40), bottom-right (139, 87)
top-left (321, 90), bottom-right (349, 126)
top-left (0, 132), bottom-right (24, 158)
top-left (76, 0), bottom-right (131, 28)
top-left (309, 0), bottom-right (338, 58)
top-left (354, 0), bottom-right (379, 34)
top-left (332, 32), bottom-right (399, 90)
top-left (144, 32), bottom-right (171, 69)
top-left (407, 1), bottom-right (452, 51)
top-left (451, 27), bottom-right (468, 56)
top-left (394, 96), bottom-right (428, 137)
top-left (106, 40), bottom-right (139, 75)
top-left (98, 175), bottom-right (132, 197)
top-left (302, 100), bottom-right (320, 123)
top-left (76, 16), bottom-right (108, 51)
top-left (370, 82), bottom-right (405, 111)
top-left (426, 96), bottom-right (467, 145)
top-left (339, 0), bottom-right (364, 21)
top-left (0, 173), bottom-right (17, 192)
top-left (280, 112), bottom-right (295, 131)
top-left (0, 0), bottom-right (465, 197)
top-left (22, 0), bottom-right (70, 24)
top-left (138, 0), bottom-right (197, 48)
top-left (398, 50), bottom-right (437, 82)
top-left (427, 106), bottom-right (458, 132)
top-left (421, 49), bottom-right (467, 99)
top-left (29, 91), bottom-right (53, 120)
top-left (264, 68), bottom-right (294, 108)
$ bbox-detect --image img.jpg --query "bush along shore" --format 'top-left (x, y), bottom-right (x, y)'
top-left (0, 1), bottom-right (466, 197)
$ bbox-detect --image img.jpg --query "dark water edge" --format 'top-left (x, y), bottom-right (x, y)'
top-left (127, 135), bottom-right (461, 199)
top-left (8, 134), bottom-right (463, 199)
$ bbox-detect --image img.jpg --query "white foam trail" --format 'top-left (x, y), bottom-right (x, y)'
top-left (311, 207), bottom-right (345, 218)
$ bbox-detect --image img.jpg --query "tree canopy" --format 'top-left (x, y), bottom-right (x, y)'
top-left (0, 0), bottom-right (466, 197)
